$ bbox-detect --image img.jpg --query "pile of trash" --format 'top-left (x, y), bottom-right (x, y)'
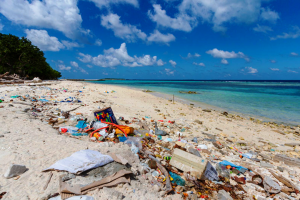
top-left (1, 85), bottom-right (300, 200)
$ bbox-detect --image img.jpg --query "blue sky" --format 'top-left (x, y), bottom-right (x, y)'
top-left (0, 0), bottom-right (299, 80)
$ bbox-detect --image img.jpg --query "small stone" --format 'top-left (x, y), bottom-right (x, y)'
top-left (260, 161), bottom-right (274, 168)
top-left (217, 189), bottom-right (233, 200)
top-left (0, 135), bottom-right (4, 138)
top-left (4, 164), bottom-right (27, 179)
top-left (277, 166), bottom-right (285, 172)
top-left (194, 120), bottom-right (203, 124)
top-left (62, 173), bottom-right (76, 182)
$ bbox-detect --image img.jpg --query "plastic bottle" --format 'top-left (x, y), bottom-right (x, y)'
top-left (216, 163), bottom-right (230, 181)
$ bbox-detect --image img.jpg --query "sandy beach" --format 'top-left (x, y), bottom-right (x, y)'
top-left (1, 80), bottom-right (300, 200)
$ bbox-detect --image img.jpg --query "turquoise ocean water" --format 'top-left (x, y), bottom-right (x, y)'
top-left (90, 80), bottom-right (300, 125)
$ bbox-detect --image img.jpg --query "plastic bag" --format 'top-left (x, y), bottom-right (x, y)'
top-left (92, 122), bottom-right (107, 130)
top-left (124, 137), bottom-right (143, 151)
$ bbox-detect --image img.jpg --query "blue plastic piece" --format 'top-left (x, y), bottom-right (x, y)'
top-left (119, 136), bottom-right (128, 142)
top-left (219, 160), bottom-right (248, 172)
top-left (169, 172), bottom-right (186, 186)
top-left (76, 120), bottom-right (88, 129)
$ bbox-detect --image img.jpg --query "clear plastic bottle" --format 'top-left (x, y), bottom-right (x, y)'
top-left (216, 163), bottom-right (230, 181)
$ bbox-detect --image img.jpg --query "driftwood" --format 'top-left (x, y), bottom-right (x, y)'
top-left (269, 169), bottom-right (299, 192)
top-left (0, 72), bottom-right (24, 84)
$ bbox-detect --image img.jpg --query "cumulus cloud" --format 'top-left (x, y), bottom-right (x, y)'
top-left (193, 62), bottom-right (205, 66)
top-left (291, 52), bottom-right (299, 56)
top-left (221, 59), bottom-right (229, 65)
top-left (206, 48), bottom-right (249, 64)
top-left (95, 39), bottom-right (102, 46)
top-left (70, 61), bottom-right (79, 68)
top-left (88, 0), bottom-right (138, 8)
top-left (70, 61), bottom-right (88, 74)
top-left (58, 64), bottom-right (71, 71)
top-left (148, 4), bottom-right (196, 32)
top-left (87, 65), bottom-right (93, 68)
top-left (101, 13), bottom-right (147, 42)
top-left (147, 30), bottom-right (175, 44)
top-left (242, 67), bottom-right (258, 74)
top-left (25, 29), bottom-right (81, 51)
top-left (253, 24), bottom-right (273, 33)
top-left (148, 1), bottom-right (279, 33)
top-left (0, 0), bottom-right (84, 39)
top-left (78, 43), bottom-right (165, 68)
top-left (184, 53), bottom-right (201, 59)
top-left (270, 60), bottom-right (276, 63)
top-left (169, 60), bottom-right (177, 67)
top-left (78, 53), bottom-right (92, 63)
top-left (270, 68), bottom-right (279, 71)
top-left (260, 7), bottom-right (280, 23)
top-left (270, 26), bottom-right (300, 40)
top-left (25, 29), bottom-right (65, 51)
top-left (288, 70), bottom-right (298, 74)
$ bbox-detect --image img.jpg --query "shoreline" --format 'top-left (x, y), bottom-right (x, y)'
top-left (87, 81), bottom-right (299, 126)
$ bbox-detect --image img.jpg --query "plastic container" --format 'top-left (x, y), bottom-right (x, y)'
top-left (216, 163), bottom-right (230, 180)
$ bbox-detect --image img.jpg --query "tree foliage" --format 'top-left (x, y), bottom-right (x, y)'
top-left (0, 33), bottom-right (61, 80)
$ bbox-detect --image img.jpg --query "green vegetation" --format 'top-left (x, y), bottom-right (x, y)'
top-left (0, 33), bottom-right (61, 80)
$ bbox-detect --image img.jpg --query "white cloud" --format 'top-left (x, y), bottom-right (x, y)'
top-left (165, 68), bottom-right (175, 75)
top-left (102, 72), bottom-right (109, 75)
top-left (101, 13), bottom-right (147, 42)
top-left (25, 29), bottom-right (65, 51)
top-left (58, 64), bottom-right (71, 71)
top-left (70, 61), bottom-right (89, 74)
top-left (79, 68), bottom-right (88, 74)
top-left (270, 26), bottom-right (300, 40)
top-left (169, 60), bottom-right (177, 67)
top-left (149, 1), bottom-right (279, 32)
top-left (0, 0), bottom-right (83, 39)
top-left (70, 61), bottom-right (79, 68)
top-left (193, 62), bottom-right (205, 66)
top-left (88, 0), bottom-right (138, 8)
top-left (244, 67), bottom-right (258, 74)
top-left (253, 24), bottom-right (273, 33)
top-left (0, 19), bottom-right (3, 31)
top-left (206, 48), bottom-right (249, 64)
top-left (291, 52), bottom-right (299, 56)
top-left (87, 65), bottom-right (93, 68)
top-left (147, 30), bottom-right (175, 44)
top-left (78, 53), bottom-right (92, 63)
top-left (185, 53), bottom-right (201, 59)
top-left (288, 70), bottom-right (298, 74)
top-left (270, 60), bottom-right (276, 63)
top-left (78, 43), bottom-right (165, 68)
top-left (95, 39), bottom-right (102, 46)
top-left (148, 4), bottom-right (196, 32)
top-left (221, 59), bottom-right (229, 65)
top-left (62, 40), bottom-right (81, 49)
top-left (157, 59), bottom-right (165, 66)
top-left (260, 7), bottom-right (280, 23)
top-left (58, 60), bottom-right (64, 64)
top-left (270, 68), bottom-right (279, 71)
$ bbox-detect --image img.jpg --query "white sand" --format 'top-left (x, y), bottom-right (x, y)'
top-left (0, 81), bottom-right (299, 200)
